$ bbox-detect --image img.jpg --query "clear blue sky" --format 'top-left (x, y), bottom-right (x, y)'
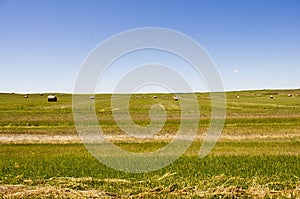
top-left (1, 0), bottom-right (299, 93)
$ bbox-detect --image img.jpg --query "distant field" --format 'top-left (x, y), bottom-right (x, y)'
top-left (1, 90), bottom-right (300, 139)
top-left (0, 90), bottom-right (300, 198)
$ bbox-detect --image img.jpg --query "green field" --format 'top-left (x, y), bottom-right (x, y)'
top-left (1, 90), bottom-right (300, 198)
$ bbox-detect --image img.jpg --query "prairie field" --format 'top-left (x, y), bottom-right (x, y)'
top-left (0, 90), bottom-right (300, 198)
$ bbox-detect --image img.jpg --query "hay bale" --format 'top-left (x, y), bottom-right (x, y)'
top-left (269, 95), bottom-right (274, 99)
top-left (47, 95), bottom-right (57, 102)
top-left (236, 95), bottom-right (240, 99)
top-left (174, 96), bottom-right (178, 101)
top-left (24, 95), bottom-right (28, 98)
top-left (288, 94), bottom-right (292, 97)
top-left (153, 96), bottom-right (157, 99)
top-left (40, 93), bottom-right (43, 96)
top-left (89, 96), bottom-right (95, 100)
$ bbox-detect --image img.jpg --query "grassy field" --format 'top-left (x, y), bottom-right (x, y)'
top-left (0, 90), bottom-right (300, 198)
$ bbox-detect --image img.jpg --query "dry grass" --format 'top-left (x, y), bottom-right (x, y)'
top-left (0, 185), bottom-right (111, 199)
top-left (1, 176), bottom-right (299, 198)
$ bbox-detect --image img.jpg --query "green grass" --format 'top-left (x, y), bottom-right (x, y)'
top-left (1, 144), bottom-right (299, 197)
top-left (0, 90), bottom-right (300, 197)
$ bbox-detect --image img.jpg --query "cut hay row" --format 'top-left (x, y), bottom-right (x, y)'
top-left (1, 176), bottom-right (299, 198)
top-left (1, 133), bottom-right (300, 144)
top-left (0, 185), bottom-right (110, 199)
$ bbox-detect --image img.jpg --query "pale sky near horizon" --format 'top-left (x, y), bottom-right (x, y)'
top-left (1, 0), bottom-right (300, 93)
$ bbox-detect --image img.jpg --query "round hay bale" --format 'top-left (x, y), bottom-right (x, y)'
top-left (288, 94), bottom-right (292, 97)
top-left (174, 96), bottom-right (178, 101)
top-left (24, 95), bottom-right (28, 98)
top-left (153, 96), bottom-right (157, 99)
top-left (47, 95), bottom-right (57, 102)
top-left (90, 96), bottom-right (95, 100)
top-left (269, 95), bottom-right (274, 99)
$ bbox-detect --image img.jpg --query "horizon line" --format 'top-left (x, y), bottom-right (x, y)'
top-left (1, 87), bottom-right (300, 95)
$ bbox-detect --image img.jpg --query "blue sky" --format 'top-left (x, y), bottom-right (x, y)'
top-left (0, 0), bottom-right (300, 93)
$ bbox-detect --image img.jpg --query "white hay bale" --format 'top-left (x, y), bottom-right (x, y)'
top-left (153, 96), bottom-right (157, 99)
top-left (90, 96), bottom-right (95, 100)
top-left (24, 95), bottom-right (28, 98)
top-left (269, 95), bottom-right (274, 99)
top-left (288, 94), bottom-right (292, 97)
top-left (174, 96), bottom-right (178, 101)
